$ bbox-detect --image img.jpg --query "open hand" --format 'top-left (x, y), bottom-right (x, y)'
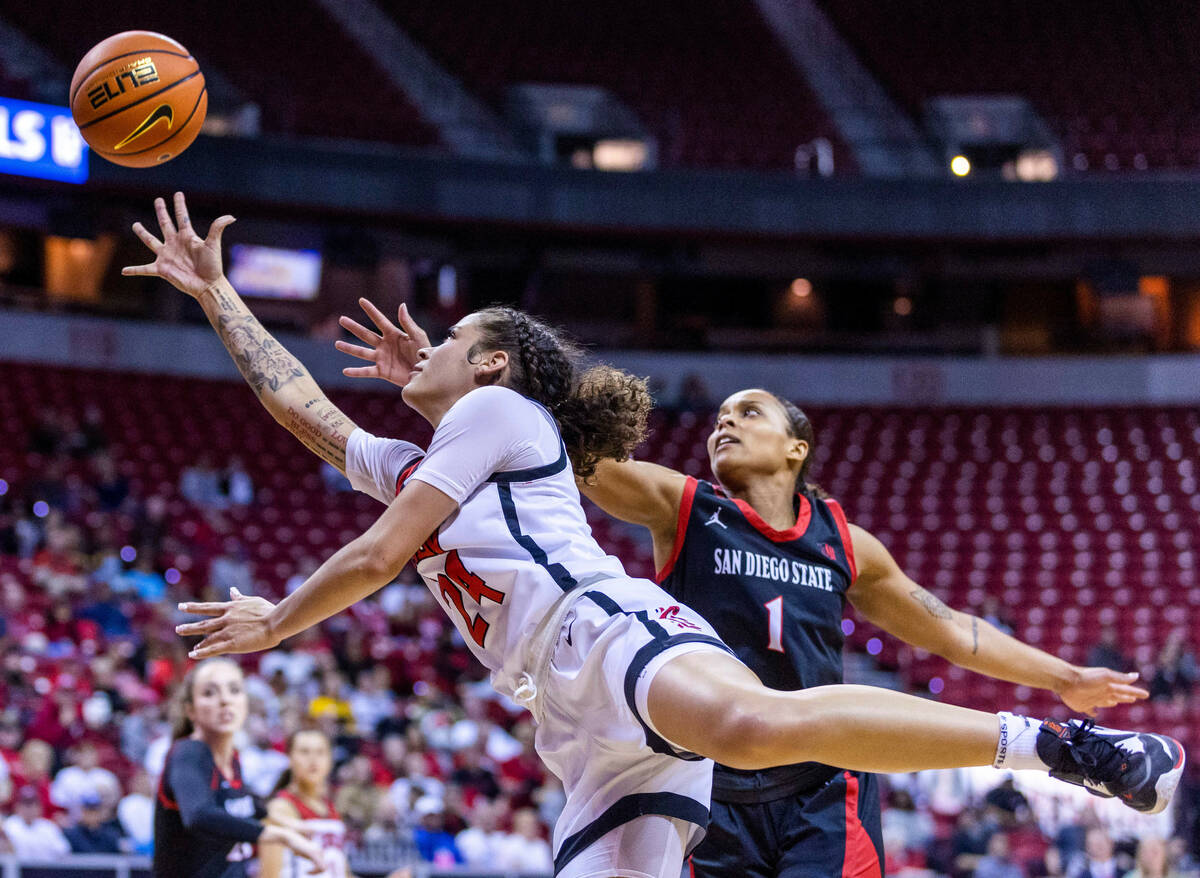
top-left (335, 298), bottom-right (430, 387)
top-left (1058, 667), bottom-right (1148, 715)
top-left (175, 587), bottom-right (281, 658)
top-left (122, 191), bottom-right (235, 299)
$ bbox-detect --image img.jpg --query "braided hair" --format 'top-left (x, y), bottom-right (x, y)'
top-left (766, 392), bottom-right (827, 498)
top-left (470, 307), bottom-right (651, 478)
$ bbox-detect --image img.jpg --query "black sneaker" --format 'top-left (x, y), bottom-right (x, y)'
top-left (1036, 719), bottom-right (1185, 815)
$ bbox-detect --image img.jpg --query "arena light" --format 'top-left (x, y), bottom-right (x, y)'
top-left (950, 155), bottom-right (971, 177)
top-left (790, 278), bottom-right (812, 299)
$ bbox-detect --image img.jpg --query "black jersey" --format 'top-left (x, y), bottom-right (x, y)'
top-left (658, 478), bottom-right (858, 802)
top-left (154, 739), bottom-right (265, 878)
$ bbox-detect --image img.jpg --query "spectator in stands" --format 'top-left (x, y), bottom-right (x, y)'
top-left (180, 453), bottom-right (224, 508)
top-left (1087, 627), bottom-right (1134, 674)
top-left (952, 807), bottom-right (998, 878)
top-left (50, 740), bottom-right (120, 819)
top-left (976, 832), bottom-right (1025, 878)
top-left (455, 797), bottom-right (506, 867)
top-left (1149, 629), bottom-right (1197, 703)
top-left (10, 740), bottom-right (55, 816)
top-left (79, 582), bottom-right (133, 639)
top-left (2, 785), bottom-right (70, 860)
top-left (116, 552), bottom-right (167, 603)
top-left (881, 787), bottom-right (935, 859)
top-left (1071, 827), bottom-right (1119, 878)
top-left (1125, 835), bottom-right (1184, 878)
top-left (209, 538), bottom-right (254, 600)
top-left (984, 775), bottom-right (1031, 826)
top-left (238, 709), bottom-right (290, 798)
top-left (222, 456), bottom-right (255, 506)
top-left (412, 795), bottom-right (463, 866)
top-left (31, 519), bottom-right (86, 597)
top-left (349, 666), bottom-right (394, 736)
top-left (496, 807), bottom-right (552, 872)
top-left (309, 669), bottom-right (355, 730)
top-left (117, 769), bottom-right (155, 856)
top-left (334, 753), bottom-right (385, 836)
top-left (64, 791), bottom-right (123, 853)
top-left (91, 453), bottom-right (129, 511)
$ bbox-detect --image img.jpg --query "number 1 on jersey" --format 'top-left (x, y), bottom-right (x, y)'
top-left (764, 595), bottom-right (785, 653)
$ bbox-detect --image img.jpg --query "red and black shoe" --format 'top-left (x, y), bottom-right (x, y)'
top-left (1036, 718), bottom-right (1185, 815)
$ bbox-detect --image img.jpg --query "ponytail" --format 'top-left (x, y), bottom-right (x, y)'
top-left (269, 768), bottom-right (293, 798)
top-left (471, 308), bottom-right (651, 478)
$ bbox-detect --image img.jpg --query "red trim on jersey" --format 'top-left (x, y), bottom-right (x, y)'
top-left (655, 476), bottom-right (698, 583)
top-left (277, 790), bottom-right (338, 821)
top-left (842, 772), bottom-right (882, 878)
top-left (731, 494), bottom-right (812, 543)
top-left (156, 774), bottom-right (178, 811)
top-left (395, 460), bottom-right (421, 496)
top-left (825, 499), bottom-right (857, 580)
top-left (156, 742), bottom-right (179, 810)
top-left (211, 751), bottom-right (243, 790)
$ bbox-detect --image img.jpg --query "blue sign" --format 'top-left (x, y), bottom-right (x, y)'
top-left (0, 96), bottom-right (88, 183)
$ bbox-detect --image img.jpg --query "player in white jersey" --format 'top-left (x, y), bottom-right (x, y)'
top-left (259, 729), bottom-right (409, 878)
top-left (130, 194), bottom-right (1184, 878)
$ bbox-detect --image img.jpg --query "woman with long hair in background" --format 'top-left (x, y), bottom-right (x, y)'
top-left (153, 657), bottom-right (319, 878)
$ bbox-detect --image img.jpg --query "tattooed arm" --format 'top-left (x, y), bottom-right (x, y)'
top-left (845, 524), bottom-right (1147, 715)
top-left (199, 279), bottom-right (356, 473)
top-left (123, 193), bottom-right (357, 473)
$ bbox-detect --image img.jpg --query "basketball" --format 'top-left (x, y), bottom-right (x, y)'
top-left (70, 31), bottom-right (206, 168)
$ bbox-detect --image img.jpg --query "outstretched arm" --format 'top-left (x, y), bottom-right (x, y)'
top-left (846, 524), bottom-right (1148, 715)
top-left (123, 193), bottom-right (357, 474)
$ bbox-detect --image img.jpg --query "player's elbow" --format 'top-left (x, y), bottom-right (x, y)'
top-left (699, 705), bottom-right (780, 770)
top-left (354, 535), bottom-right (406, 582)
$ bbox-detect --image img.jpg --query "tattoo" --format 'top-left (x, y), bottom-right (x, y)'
top-left (284, 398), bottom-right (350, 470)
top-left (972, 617), bottom-right (980, 654)
top-left (208, 297), bottom-right (352, 471)
top-left (909, 587), bottom-right (953, 620)
top-left (215, 313), bottom-right (307, 397)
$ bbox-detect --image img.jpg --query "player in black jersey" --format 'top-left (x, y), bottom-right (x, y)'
top-left (153, 657), bottom-right (320, 878)
top-left (580, 388), bottom-right (1151, 878)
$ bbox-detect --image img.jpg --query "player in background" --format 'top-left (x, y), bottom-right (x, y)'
top-left (153, 657), bottom-right (320, 878)
top-left (129, 194), bottom-right (1183, 878)
top-left (259, 729), bottom-right (409, 878)
top-left (339, 309), bottom-right (1151, 877)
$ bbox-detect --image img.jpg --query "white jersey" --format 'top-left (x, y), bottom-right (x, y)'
top-left (274, 793), bottom-right (348, 878)
top-left (345, 386), bottom-right (626, 699)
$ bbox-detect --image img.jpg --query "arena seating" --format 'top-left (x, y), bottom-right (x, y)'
top-left (817, 0), bottom-right (1200, 171)
top-left (2, 364), bottom-right (1196, 749)
top-left (375, 0), bottom-right (852, 171)
top-left (4, 1), bottom-right (441, 148)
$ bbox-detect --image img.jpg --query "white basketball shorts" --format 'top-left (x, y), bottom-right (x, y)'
top-left (530, 576), bottom-right (733, 878)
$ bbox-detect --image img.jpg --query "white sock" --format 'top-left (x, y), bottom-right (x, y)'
top-left (993, 711), bottom-right (1049, 772)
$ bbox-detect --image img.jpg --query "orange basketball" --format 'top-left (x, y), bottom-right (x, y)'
top-left (70, 31), bottom-right (206, 168)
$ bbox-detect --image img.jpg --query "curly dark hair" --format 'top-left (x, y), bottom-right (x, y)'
top-left (470, 307), bottom-right (651, 478)
top-left (766, 392), bottom-right (826, 498)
